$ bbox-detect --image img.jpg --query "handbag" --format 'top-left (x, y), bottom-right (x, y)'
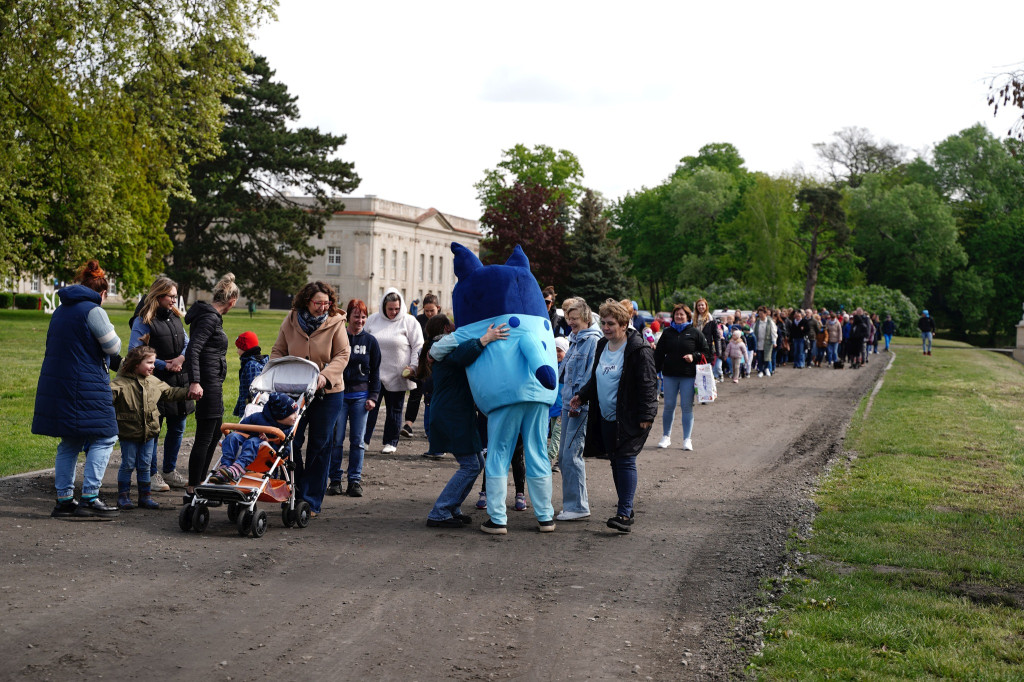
top-left (695, 355), bottom-right (717, 404)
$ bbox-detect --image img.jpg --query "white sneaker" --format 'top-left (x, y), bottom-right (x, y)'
top-left (657, 435), bottom-right (671, 448)
top-left (757, 371), bottom-right (764, 378)
top-left (163, 470), bottom-right (187, 488)
top-left (381, 444), bottom-right (397, 454)
top-left (555, 510), bottom-right (591, 521)
top-left (149, 473), bottom-right (170, 492)
top-left (683, 438), bottom-right (693, 451)
top-left (766, 369), bottom-right (772, 377)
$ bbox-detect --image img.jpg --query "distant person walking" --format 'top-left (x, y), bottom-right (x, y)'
top-left (882, 314), bottom-right (896, 352)
top-left (918, 310), bottom-right (935, 355)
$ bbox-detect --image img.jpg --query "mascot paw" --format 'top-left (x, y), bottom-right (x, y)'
top-left (535, 365), bottom-right (557, 390)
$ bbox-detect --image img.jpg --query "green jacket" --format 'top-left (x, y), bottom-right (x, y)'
top-left (111, 373), bottom-right (190, 442)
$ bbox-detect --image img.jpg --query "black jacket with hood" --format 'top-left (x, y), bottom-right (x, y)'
top-left (578, 327), bottom-right (658, 460)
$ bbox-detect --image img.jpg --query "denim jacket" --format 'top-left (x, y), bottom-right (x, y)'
top-left (559, 326), bottom-right (601, 413)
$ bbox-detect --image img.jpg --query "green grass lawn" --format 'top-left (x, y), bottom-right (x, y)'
top-left (0, 307), bottom-right (291, 477)
top-left (751, 341), bottom-right (1024, 679)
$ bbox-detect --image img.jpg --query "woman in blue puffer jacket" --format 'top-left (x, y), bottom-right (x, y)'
top-left (32, 260), bottom-right (123, 519)
top-left (555, 297), bottom-right (602, 522)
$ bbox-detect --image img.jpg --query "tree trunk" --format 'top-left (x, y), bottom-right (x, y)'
top-left (801, 259), bottom-right (819, 310)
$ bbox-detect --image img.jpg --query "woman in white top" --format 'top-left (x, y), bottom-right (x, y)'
top-left (363, 288), bottom-right (424, 454)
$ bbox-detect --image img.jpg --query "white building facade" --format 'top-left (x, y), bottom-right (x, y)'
top-left (291, 196), bottom-right (482, 313)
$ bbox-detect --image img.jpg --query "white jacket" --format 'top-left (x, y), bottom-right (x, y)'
top-left (364, 287), bottom-right (424, 392)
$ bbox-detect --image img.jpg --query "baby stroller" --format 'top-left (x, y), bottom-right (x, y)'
top-left (178, 356), bottom-right (321, 538)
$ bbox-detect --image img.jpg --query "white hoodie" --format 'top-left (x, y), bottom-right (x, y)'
top-left (364, 287), bottom-right (424, 392)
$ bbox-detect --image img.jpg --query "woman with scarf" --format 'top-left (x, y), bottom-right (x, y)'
top-left (270, 282), bottom-right (350, 517)
top-left (654, 303), bottom-right (711, 452)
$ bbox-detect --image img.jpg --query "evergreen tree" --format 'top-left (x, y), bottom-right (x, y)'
top-left (566, 190), bottom-right (631, 309)
top-left (165, 54), bottom-right (360, 303)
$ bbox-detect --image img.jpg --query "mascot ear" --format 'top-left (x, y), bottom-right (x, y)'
top-left (452, 242), bottom-right (482, 279)
top-left (505, 245), bottom-right (531, 270)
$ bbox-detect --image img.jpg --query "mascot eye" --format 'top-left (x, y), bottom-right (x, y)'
top-left (544, 321), bottom-right (550, 331)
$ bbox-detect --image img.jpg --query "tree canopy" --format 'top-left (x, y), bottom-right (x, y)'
top-left (0, 0), bottom-right (275, 294)
top-left (165, 54), bottom-right (359, 303)
top-left (475, 144), bottom-right (584, 219)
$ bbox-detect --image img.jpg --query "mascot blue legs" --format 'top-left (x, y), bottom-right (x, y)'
top-left (484, 403), bottom-right (554, 527)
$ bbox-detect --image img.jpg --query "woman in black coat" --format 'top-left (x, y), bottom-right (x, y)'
top-left (182, 273), bottom-right (239, 493)
top-left (569, 299), bottom-right (658, 533)
top-left (653, 303), bottom-right (711, 452)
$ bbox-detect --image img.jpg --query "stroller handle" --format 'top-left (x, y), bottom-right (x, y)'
top-left (221, 423), bottom-right (286, 444)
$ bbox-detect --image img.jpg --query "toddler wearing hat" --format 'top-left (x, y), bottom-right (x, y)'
top-left (234, 331), bottom-right (268, 417)
top-left (210, 392), bottom-right (298, 483)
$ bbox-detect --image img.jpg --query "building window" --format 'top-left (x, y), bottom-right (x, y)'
top-left (438, 256), bottom-right (444, 284)
top-left (402, 251), bottom-right (408, 280)
top-left (429, 255), bottom-right (435, 283)
top-left (419, 254), bottom-right (425, 281)
top-left (107, 278), bottom-right (117, 296)
top-left (401, 288), bottom-right (406, 302)
top-left (391, 250), bottom-right (397, 278)
top-left (30, 275), bottom-right (41, 293)
top-left (327, 247), bottom-right (342, 265)
top-left (380, 249), bottom-right (386, 278)
top-left (378, 287), bottom-right (384, 304)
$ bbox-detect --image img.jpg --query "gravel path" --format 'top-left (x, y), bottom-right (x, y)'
top-left (0, 356), bottom-right (886, 680)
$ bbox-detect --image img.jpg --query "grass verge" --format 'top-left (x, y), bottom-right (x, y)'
top-left (751, 341), bottom-right (1024, 679)
top-left (0, 307), bottom-right (290, 477)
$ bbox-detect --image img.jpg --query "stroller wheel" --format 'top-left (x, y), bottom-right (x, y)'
top-left (178, 504), bottom-right (193, 532)
top-left (250, 509), bottom-right (268, 538)
top-left (191, 504), bottom-right (210, 533)
top-left (294, 501), bottom-right (311, 529)
top-left (227, 502), bottom-right (240, 524)
top-left (237, 510), bottom-right (253, 537)
top-left (281, 504), bottom-right (296, 528)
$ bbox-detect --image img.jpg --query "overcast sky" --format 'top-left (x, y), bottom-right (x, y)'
top-left (253, 1), bottom-right (1024, 221)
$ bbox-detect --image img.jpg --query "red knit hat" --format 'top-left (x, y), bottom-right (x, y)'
top-left (235, 331), bottom-right (259, 351)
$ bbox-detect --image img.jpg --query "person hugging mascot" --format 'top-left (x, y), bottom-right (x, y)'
top-left (450, 242), bottom-right (558, 533)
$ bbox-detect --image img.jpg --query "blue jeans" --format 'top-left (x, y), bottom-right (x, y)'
top-left (558, 409), bottom-right (590, 514)
top-left (792, 337), bottom-right (805, 368)
top-left (151, 413), bottom-right (187, 476)
top-left (599, 420), bottom-right (637, 517)
top-left (297, 391), bottom-right (345, 513)
top-left (328, 397), bottom-right (369, 484)
top-left (662, 375), bottom-right (695, 439)
top-left (428, 451), bottom-right (484, 521)
top-left (364, 389), bottom-right (405, 447)
top-left (55, 435), bottom-right (118, 499)
top-left (713, 357), bottom-right (723, 380)
top-left (827, 342), bottom-right (839, 364)
top-left (884, 334), bottom-right (892, 351)
top-left (119, 438), bottom-right (156, 485)
top-left (921, 332), bottom-right (933, 353)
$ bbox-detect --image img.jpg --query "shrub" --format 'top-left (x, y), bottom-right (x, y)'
top-left (0, 292), bottom-right (12, 309)
top-left (14, 294), bottom-right (42, 310)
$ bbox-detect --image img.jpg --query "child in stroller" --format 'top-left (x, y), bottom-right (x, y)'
top-left (209, 392), bottom-right (297, 484)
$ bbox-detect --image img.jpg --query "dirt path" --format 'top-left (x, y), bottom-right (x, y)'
top-left (0, 357), bottom-right (885, 680)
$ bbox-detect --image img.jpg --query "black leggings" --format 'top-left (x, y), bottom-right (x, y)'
top-left (188, 417), bottom-right (222, 487)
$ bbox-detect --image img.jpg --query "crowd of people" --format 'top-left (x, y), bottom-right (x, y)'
top-left (33, 258), bottom-right (916, 534)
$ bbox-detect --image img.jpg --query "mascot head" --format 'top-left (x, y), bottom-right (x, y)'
top-left (451, 243), bottom-right (548, 326)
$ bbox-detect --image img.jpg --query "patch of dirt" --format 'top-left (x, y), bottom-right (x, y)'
top-left (0, 358), bottom-right (886, 680)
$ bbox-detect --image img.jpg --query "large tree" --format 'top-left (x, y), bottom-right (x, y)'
top-left (846, 173), bottom-right (965, 307)
top-left (932, 124), bottom-right (1024, 342)
top-left (0, 0), bottom-right (274, 293)
top-left (479, 181), bottom-right (565, 290)
top-left (475, 144), bottom-right (585, 218)
top-left (720, 173), bottom-right (801, 304)
top-left (792, 187), bottom-right (848, 308)
top-left (613, 183), bottom-right (676, 310)
top-left (814, 126), bottom-right (907, 189)
top-left (564, 190), bottom-right (631, 309)
top-left (165, 54), bottom-right (359, 303)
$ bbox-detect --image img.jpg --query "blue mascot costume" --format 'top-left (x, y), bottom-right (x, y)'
top-left (450, 242), bottom-right (558, 530)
